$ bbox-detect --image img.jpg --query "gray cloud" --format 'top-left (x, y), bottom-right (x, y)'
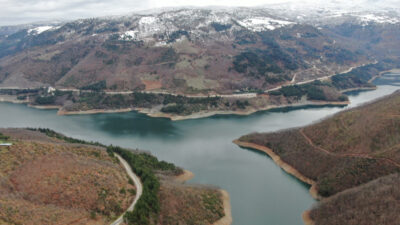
top-left (0, 0), bottom-right (295, 26)
top-left (0, 0), bottom-right (150, 25)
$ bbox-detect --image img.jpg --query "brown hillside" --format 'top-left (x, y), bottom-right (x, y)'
top-left (0, 128), bottom-right (230, 225)
top-left (0, 129), bottom-right (135, 225)
top-left (238, 91), bottom-right (400, 197)
top-left (303, 92), bottom-right (400, 155)
top-left (309, 173), bottom-right (400, 225)
top-left (157, 180), bottom-right (225, 225)
top-left (1, 8), bottom-right (382, 94)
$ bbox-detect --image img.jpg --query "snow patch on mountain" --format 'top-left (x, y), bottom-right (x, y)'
top-left (28, 26), bottom-right (54, 35)
top-left (120, 30), bottom-right (138, 40)
top-left (237, 17), bottom-right (294, 31)
top-left (358, 14), bottom-right (400, 25)
top-left (154, 41), bottom-right (168, 47)
top-left (139, 16), bottom-right (158, 25)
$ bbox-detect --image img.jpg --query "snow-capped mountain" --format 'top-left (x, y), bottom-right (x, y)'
top-left (0, 6), bottom-right (399, 94)
top-left (15, 6), bottom-right (399, 46)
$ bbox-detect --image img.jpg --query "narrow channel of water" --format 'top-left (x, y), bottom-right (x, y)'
top-left (0, 73), bottom-right (399, 225)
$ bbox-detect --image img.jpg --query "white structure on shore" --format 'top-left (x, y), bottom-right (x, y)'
top-left (47, 86), bottom-right (56, 94)
top-left (0, 143), bottom-right (12, 146)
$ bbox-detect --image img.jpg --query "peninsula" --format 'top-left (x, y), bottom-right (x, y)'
top-left (235, 90), bottom-right (400, 224)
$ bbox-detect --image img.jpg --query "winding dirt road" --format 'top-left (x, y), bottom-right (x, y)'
top-left (299, 129), bottom-right (400, 168)
top-left (265, 62), bottom-right (376, 93)
top-left (110, 154), bottom-right (143, 225)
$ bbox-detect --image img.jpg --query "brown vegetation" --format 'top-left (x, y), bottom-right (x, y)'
top-left (238, 91), bottom-right (400, 198)
top-left (0, 129), bottom-right (135, 225)
top-left (302, 92), bottom-right (400, 155)
top-left (309, 173), bottom-right (400, 225)
top-left (237, 91), bottom-right (400, 225)
top-left (157, 180), bottom-right (225, 225)
top-left (142, 80), bottom-right (162, 91)
top-left (0, 128), bottom-right (229, 225)
top-left (0, 11), bottom-right (381, 94)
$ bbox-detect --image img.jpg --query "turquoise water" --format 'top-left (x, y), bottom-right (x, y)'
top-left (0, 74), bottom-right (399, 225)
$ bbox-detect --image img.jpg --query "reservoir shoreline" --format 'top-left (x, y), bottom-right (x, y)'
top-left (233, 140), bottom-right (320, 225)
top-left (173, 169), bottom-right (233, 225)
top-left (1, 73), bottom-right (399, 225)
top-left (0, 68), bottom-right (397, 121)
top-left (1, 97), bottom-right (350, 121)
top-left (233, 140), bottom-right (321, 199)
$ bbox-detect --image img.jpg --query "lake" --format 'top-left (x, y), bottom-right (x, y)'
top-left (0, 73), bottom-right (399, 225)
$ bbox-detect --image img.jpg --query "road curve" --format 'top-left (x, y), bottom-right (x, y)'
top-left (110, 154), bottom-right (143, 225)
top-left (265, 62), bottom-right (377, 93)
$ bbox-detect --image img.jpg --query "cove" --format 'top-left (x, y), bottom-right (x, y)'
top-left (0, 73), bottom-right (399, 225)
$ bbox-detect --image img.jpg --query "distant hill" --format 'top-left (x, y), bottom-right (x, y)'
top-left (0, 7), bottom-right (399, 94)
top-left (0, 7), bottom-right (399, 119)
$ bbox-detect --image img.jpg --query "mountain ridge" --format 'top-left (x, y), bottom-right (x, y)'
top-left (0, 6), bottom-right (399, 119)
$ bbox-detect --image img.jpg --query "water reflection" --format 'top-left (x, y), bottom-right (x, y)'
top-left (88, 112), bottom-right (181, 138)
top-left (237, 145), bottom-right (313, 190)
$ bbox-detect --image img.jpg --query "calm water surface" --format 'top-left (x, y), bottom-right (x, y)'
top-left (0, 74), bottom-right (399, 225)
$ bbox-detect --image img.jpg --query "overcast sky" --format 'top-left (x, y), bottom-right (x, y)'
top-left (0, 0), bottom-right (396, 26)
